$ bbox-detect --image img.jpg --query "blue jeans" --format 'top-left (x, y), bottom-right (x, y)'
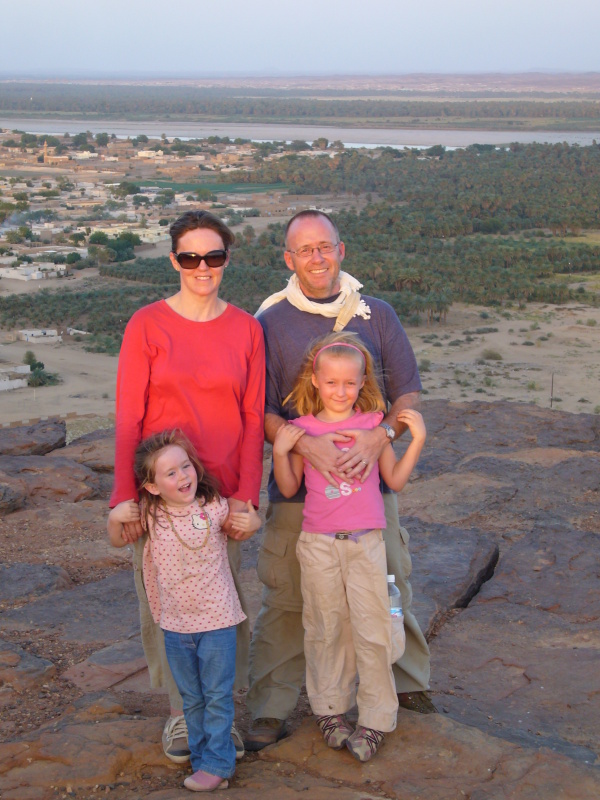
top-left (163, 626), bottom-right (236, 778)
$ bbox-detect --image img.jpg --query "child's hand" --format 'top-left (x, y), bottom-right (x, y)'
top-left (227, 500), bottom-right (262, 541)
top-left (110, 500), bottom-right (140, 525)
top-left (273, 422), bottom-right (305, 457)
top-left (396, 410), bottom-right (426, 444)
top-left (108, 500), bottom-right (142, 546)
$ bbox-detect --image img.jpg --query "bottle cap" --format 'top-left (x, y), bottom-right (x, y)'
top-left (387, 574), bottom-right (395, 582)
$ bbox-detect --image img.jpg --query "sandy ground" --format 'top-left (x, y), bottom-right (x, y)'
top-left (0, 300), bottom-right (598, 427)
top-left (408, 301), bottom-right (600, 414)
top-left (0, 337), bottom-right (117, 425)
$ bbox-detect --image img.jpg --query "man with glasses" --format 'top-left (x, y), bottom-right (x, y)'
top-left (245, 210), bottom-right (434, 751)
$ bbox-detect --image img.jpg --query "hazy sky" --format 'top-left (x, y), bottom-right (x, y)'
top-left (1, 0), bottom-right (598, 76)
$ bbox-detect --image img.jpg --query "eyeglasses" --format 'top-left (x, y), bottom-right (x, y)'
top-left (286, 242), bottom-right (339, 259)
top-left (174, 250), bottom-right (228, 269)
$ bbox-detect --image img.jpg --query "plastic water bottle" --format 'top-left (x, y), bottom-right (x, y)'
top-left (387, 574), bottom-right (403, 618)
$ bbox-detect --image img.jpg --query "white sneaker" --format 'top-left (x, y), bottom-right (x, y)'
top-left (231, 723), bottom-right (245, 760)
top-left (162, 714), bottom-right (190, 763)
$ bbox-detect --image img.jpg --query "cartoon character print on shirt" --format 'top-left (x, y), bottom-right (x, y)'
top-left (191, 512), bottom-right (210, 531)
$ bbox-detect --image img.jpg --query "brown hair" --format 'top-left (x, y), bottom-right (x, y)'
top-left (169, 210), bottom-right (234, 252)
top-left (285, 331), bottom-right (385, 417)
top-left (134, 429), bottom-right (220, 534)
top-left (284, 210), bottom-right (340, 248)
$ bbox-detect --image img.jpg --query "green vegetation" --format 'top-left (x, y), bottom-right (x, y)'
top-left (23, 351), bottom-right (61, 387)
top-left (1, 140), bottom-right (599, 355)
top-left (1, 83), bottom-right (600, 130)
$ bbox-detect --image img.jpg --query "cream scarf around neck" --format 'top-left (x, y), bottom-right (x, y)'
top-left (255, 271), bottom-right (371, 321)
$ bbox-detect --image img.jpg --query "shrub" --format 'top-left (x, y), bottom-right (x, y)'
top-left (481, 349), bottom-right (502, 361)
top-left (28, 369), bottom-right (61, 387)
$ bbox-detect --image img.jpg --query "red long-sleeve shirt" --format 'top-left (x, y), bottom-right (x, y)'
top-left (110, 300), bottom-right (265, 508)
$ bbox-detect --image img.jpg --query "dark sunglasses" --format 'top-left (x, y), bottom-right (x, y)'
top-left (174, 250), bottom-right (228, 269)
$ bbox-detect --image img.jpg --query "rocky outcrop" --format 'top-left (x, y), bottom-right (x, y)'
top-left (0, 455), bottom-right (100, 510)
top-left (0, 400), bottom-right (598, 799)
top-left (45, 429), bottom-right (115, 473)
top-left (0, 420), bottom-right (66, 457)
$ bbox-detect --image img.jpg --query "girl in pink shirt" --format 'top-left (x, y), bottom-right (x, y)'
top-left (273, 332), bottom-right (426, 763)
top-left (109, 429), bottom-right (261, 793)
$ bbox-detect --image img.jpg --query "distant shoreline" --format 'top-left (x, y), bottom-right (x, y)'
top-left (1, 116), bottom-right (598, 148)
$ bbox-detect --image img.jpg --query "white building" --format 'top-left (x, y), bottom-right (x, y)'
top-left (17, 329), bottom-right (63, 344)
top-left (0, 364), bottom-right (30, 392)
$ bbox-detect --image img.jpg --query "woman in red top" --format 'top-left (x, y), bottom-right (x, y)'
top-left (109, 210), bottom-right (265, 765)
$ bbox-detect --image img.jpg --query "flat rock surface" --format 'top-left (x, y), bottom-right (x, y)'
top-left (2, 701), bottom-right (599, 800)
top-left (262, 715), bottom-right (600, 800)
top-left (0, 420), bottom-right (66, 457)
top-left (0, 563), bottom-right (72, 604)
top-left (0, 571), bottom-right (139, 644)
top-left (407, 521), bottom-right (499, 635)
top-left (430, 600), bottom-right (599, 763)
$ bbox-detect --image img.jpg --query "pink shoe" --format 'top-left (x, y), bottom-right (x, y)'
top-left (184, 769), bottom-right (229, 792)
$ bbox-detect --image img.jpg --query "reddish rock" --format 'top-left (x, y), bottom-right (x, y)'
top-left (46, 429), bottom-right (115, 473)
top-left (0, 638), bottom-right (55, 691)
top-left (0, 420), bottom-right (66, 457)
top-left (0, 696), bottom-right (170, 799)
top-left (0, 455), bottom-right (101, 507)
top-left (64, 639), bottom-right (147, 692)
top-left (264, 715), bottom-right (600, 799)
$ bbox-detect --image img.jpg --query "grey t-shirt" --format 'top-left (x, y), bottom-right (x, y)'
top-left (258, 295), bottom-right (422, 503)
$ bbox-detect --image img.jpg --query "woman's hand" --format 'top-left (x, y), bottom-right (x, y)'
top-left (226, 499), bottom-right (262, 541)
top-left (108, 500), bottom-right (142, 547)
top-left (273, 423), bottom-right (305, 457)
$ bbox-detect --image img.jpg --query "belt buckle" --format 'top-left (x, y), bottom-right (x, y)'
top-left (335, 532), bottom-right (349, 540)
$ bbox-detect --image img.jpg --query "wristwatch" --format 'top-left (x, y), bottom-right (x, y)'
top-left (378, 423), bottom-right (395, 442)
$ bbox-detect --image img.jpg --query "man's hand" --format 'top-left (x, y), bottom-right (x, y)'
top-left (295, 431), bottom-right (353, 488)
top-left (334, 426), bottom-right (389, 483)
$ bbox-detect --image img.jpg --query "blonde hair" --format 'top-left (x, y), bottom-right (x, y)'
top-left (286, 332), bottom-right (385, 417)
top-left (134, 429), bottom-right (220, 534)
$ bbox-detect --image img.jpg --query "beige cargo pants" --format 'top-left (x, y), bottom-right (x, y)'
top-left (247, 493), bottom-right (430, 721)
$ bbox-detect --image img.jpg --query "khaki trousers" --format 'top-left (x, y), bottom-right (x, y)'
top-left (133, 535), bottom-right (250, 710)
top-left (247, 494), bottom-right (430, 721)
top-left (297, 529), bottom-right (398, 732)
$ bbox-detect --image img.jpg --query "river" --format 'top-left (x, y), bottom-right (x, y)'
top-left (0, 117), bottom-right (598, 148)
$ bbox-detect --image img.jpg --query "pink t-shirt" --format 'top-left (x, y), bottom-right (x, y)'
top-left (142, 496), bottom-right (246, 634)
top-left (292, 411), bottom-right (386, 534)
